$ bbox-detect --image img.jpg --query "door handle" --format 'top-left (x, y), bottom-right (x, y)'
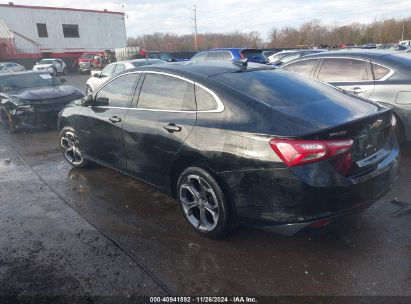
top-left (109, 116), bottom-right (122, 123)
top-left (163, 123), bottom-right (182, 133)
top-left (347, 87), bottom-right (367, 94)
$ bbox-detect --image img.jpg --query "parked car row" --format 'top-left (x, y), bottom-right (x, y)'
top-left (0, 51), bottom-right (405, 239)
top-left (282, 50), bottom-right (411, 143)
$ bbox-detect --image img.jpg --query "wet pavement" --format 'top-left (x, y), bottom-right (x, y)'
top-left (0, 74), bottom-right (410, 297)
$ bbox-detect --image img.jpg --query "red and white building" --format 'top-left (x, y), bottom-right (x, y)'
top-left (0, 2), bottom-right (127, 60)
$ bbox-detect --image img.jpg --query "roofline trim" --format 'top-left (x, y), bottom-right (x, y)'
top-left (0, 4), bottom-right (124, 15)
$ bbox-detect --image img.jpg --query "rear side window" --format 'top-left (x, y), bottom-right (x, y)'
top-left (137, 74), bottom-right (195, 111)
top-left (372, 63), bottom-right (391, 80)
top-left (283, 59), bottom-right (318, 76)
top-left (317, 58), bottom-right (370, 81)
top-left (207, 52), bottom-right (224, 60)
top-left (195, 85), bottom-right (217, 111)
top-left (222, 52), bottom-right (232, 60)
top-left (96, 74), bottom-right (137, 108)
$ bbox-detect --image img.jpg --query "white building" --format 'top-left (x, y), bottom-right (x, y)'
top-left (0, 2), bottom-right (127, 58)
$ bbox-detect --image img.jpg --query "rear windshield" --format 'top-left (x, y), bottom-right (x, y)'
top-left (241, 50), bottom-right (269, 63)
top-left (38, 59), bottom-right (54, 64)
top-left (212, 69), bottom-right (347, 107)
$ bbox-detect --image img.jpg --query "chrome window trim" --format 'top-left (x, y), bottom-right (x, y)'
top-left (283, 56), bottom-right (396, 82)
top-left (93, 70), bottom-right (224, 113)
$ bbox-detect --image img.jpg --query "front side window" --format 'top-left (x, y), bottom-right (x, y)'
top-left (317, 58), bottom-right (370, 81)
top-left (36, 23), bottom-right (48, 38)
top-left (137, 74), bottom-right (195, 111)
top-left (372, 63), bottom-right (391, 80)
top-left (283, 59), bottom-right (319, 76)
top-left (62, 24), bottom-right (79, 38)
top-left (95, 74), bottom-right (137, 108)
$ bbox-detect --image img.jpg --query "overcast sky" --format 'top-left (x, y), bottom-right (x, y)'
top-left (12, 0), bottom-right (411, 39)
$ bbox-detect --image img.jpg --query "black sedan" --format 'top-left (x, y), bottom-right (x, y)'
top-left (282, 50), bottom-right (411, 143)
top-left (58, 62), bottom-right (399, 238)
top-left (0, 71), bottom-right (84, 131)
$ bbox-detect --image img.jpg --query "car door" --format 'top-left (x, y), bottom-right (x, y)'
top-left (315, 58), bottom-right (375, 98)
top-left (121, 72), bottom-right (197, 187)
top-left (76, 73), bottom-right (140, 169)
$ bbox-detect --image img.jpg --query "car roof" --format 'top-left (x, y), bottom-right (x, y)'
top-left (303, 49), bottom-right (397, 59)
top-left (122, 61), bottom-right (272, 78)
top-left (207, 48), bottom-right (262, 52)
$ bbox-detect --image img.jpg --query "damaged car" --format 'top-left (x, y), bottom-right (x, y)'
top-left (0, 71), bottom-right (84, 131)
top-left (58, 62), bottom-right (399, 238)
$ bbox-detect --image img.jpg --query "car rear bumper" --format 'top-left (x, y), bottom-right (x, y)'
top-left (218, 134), bottom-right (400, 235)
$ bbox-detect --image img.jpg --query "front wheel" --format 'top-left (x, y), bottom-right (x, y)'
top-left (85, 85), bottom-right (93, 95)
top-left (60, 127), bottom-right (89, 168)
top-left (177, 167), bottom-right (231, 238)
top-left (0, 108), bottom-right (16, 132)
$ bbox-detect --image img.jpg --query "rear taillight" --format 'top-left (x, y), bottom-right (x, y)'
top-left (269, 139), bottom-right (354, 167)
top-left (239, 52), bottom-right (245, 59)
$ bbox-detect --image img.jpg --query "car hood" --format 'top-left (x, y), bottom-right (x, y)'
top-left (11, 85), bottom-right (79, 101)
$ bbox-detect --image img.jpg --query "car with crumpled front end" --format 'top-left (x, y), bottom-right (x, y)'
top-left (0, 71), bottom-right (84, 131)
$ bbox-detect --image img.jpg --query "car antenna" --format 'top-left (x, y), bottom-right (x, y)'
top-left (232, 58), bottom-right (248, 70)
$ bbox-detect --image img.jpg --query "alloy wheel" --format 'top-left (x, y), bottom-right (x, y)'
top-left (179, 174), bottom-right (219, 232)
top-left (60, 130), bottom-right (84, 166)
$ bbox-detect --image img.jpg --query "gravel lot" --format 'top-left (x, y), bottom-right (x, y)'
top-left (0, 73), bottom-right (410, 300)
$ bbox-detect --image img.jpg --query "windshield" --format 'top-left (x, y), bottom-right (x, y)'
top-left (81, 54), bottom-right (95, 59)
top-left (0, 73), bottom-right (59, 93)
top-left (38, 59), bottom-right (54, 65)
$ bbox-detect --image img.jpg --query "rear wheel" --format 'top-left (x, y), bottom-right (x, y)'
top-left (60, 127), bottom-right (89, 168)
top-left (177, 167), bottom-right (231, 238)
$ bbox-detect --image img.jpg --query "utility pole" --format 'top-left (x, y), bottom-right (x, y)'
top-left (402, 21), bottom-right (405, 41)
top-left (190, 5), bottom-right (198, 51)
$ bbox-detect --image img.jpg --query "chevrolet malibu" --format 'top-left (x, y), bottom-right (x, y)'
top-left (58, 62), bottom-right (399, 238)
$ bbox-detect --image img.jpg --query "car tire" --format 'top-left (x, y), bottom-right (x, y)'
top-left (177, 166), bottom-right (231, 238)
top-left (60, 127), bottom-right (89, 168)
top-left (52, 68), bottom-right (57, 77)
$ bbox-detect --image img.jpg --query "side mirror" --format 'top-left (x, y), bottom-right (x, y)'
top-left (95, 96), bottom-right (109, 106)
top-left (35, 62), bottom-right (39, 65)
top-left (81, 94), bottom-right (94, 106)
top-left (59, 78), bottom-right (67, 83)
top-left (91, 71), bottom-right (101, 77)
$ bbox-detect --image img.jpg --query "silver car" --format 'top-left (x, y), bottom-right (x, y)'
top-left (282, 50), bottom-right (411, 143)
top-left (0, 62), bottom-right (25, 73)
top-left (85, 59), bottom-right (166, 95)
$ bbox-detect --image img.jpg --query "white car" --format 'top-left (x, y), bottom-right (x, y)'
top-left (86, 59), bottom-right (166, 95)
top-left (0, 62), bottom-right (25, 73)
top-left (33, 58), bottom-right (67, 76)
